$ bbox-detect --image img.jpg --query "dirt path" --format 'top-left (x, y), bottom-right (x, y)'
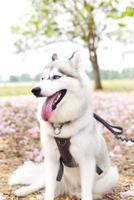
top-left (0, 94), bottom-right (134, 200)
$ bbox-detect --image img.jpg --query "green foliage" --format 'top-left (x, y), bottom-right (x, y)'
top-left (121, 6), bottom-right (134, 17)
top-left (88, 68), bottom-right (134, 80)
top-left (118, 22), bottom-right (125, 28)
top-left (11, 0), bottom-right (134, 52)
top-left (11, 0), bottom-right (134, 90)
top-left (100, 69), bottom-right (121, 80)
top-left (11, 25), bottom-right (22, 33)
top-left (9, 75), bottom-right (19, 82)
top-left (105, 1), bottom-right (134, 43)
top-left (8, 68), bottom-right (134, 83)
top-left (20, 74), bottom-right (32, 82)
top-left (121, 68), bottom-right (134, 79)
top-left (84, 3), bottom-right (93, 13)
top-left (8, 73), bottom-right (41, 82)
top-left (0, 80), bottom-right (134, 96)
top-left (34, 73), bottom-right (41, 81)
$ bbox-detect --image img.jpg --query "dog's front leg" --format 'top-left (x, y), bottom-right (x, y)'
top-left (80, 157), bottom-right (96, 200)
top-left (44, 157), bottom-right (59, 200)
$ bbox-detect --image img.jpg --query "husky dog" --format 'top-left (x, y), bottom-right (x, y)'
top-left (9, 52), bottom-right (118, 200)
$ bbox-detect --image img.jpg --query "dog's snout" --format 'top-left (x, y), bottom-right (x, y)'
top-left (31, 87), bottom-right (41, 97)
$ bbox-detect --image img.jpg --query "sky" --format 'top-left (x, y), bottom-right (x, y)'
top-left (0, 0), bottom-right (134, 81)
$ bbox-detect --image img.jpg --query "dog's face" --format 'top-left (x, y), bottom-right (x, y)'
top-left (32, 52), bottom-right (91, 123)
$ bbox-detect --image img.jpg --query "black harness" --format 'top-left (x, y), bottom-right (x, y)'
top-left (54, 137), bottom-right (103, 181)
top-left (54, 113), bottom-right (133, 182)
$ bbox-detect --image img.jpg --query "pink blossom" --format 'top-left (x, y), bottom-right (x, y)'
top-left (27, 148), bottom-right (44, 162)
top-left (19, 136), bottom-right (29, 145)
top-left (120, 189), bottom-right (134, 198)
top-left (28, 127), bottom-right (39, 139)
top-left (113, 145), bottom-right (122, 154)
top-left (36, 193), bottom-right (44, 200)
top-left (0, 193), bottom-right (6, 200)
top-left (94, 92), bottom-right (134, 145)
top-left (110, 145), bottom-right (124, 157)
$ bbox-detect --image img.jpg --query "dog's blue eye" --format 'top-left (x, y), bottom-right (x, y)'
top-left (53, 75), bottom-right (61, 80)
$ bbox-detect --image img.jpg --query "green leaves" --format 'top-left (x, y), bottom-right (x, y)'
top-left (121, 6), bottom-right (134, 17)
top-left (11, 25), bottom-right (21, 33)
top-left (84, 3), bottom-right (94, 13)
top-left (118, 22), bottom-right (125, 28)
top-left (107, 12), bottom-right (119, 19)
top-left (43, 20), bottom-right (59, 37)
top-left (107, 4), bottom-right (134, 19)
top-left (12, 0), bottom-right (134, 53)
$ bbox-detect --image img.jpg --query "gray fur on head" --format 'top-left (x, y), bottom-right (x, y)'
top-left (69, 51), bottom-right (81, 69)
top-left (52, 53), bottom-right (58, 61)
top-left (69, 51), bottom-right (78, 61)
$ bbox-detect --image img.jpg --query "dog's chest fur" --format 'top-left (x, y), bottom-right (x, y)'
top-left (41, 120), bottom-right (97, 165)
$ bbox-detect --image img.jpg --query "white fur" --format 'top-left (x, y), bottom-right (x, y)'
top-left (9, 52), bottom-right (119, 200)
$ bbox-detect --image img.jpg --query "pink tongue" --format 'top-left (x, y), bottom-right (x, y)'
top-left (41, 92), bottom-right (60, 121)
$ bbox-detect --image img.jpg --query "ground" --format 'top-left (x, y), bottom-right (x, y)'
top-left (0, 92), bottom-right (134, 200)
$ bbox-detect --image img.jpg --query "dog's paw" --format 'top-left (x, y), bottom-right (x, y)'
top-left (94, 198), bottom-right (102, 200)
top-left (14, 187), bottom-right (30, 197)
top-left (9, 175), bottom-right (19, 186)
top-left (93, 194), bottom-right (102, 200)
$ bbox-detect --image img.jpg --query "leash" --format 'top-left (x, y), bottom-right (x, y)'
top-left (55, 113), bottom-right (134, 182)
top-left (93, 113), bottom-right (134, 144)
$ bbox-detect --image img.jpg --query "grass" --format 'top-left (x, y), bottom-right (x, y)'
top-left (0, 80), bottom-right (134, 96)
top-left (102, 79), bottom-right (134, 91)
top-left (0, 82), bottom-right (35, 96)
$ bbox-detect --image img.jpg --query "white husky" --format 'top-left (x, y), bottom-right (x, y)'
top-left (9, 52), bottom-right (118, 200)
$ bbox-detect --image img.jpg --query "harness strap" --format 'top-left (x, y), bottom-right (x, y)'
top-left (55, 112), bottom-right (132, 182)
top-left (54, 137), bottom-right (78, 168)
top-left (56, 158), bottom-right (64, 182)
top-left (54, 137), bottom-right (103, 182)
top-left (56, 159), bottom-right (103, 182)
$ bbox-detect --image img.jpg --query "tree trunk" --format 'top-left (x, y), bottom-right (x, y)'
top-left (87, 14), bottom-right (102, 90)
top-left (88, 46), bottom-right (102, 90)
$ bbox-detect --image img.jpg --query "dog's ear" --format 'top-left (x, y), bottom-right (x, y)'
top-left (52, 53), bottom-right (58, 61)
top-left (69, 51), bottom-right (81, 69)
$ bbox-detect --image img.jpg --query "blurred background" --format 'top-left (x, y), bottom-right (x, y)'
top-left (0, 1), bottom-right (134, 200)
top-left (0, 0), bottom-right (134, 96)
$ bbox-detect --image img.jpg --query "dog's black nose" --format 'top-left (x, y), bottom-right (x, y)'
top-left (31, 87), bottom-right (41, 97)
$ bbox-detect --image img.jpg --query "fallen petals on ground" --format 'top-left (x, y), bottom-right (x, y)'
top-left (0, 193), bottom-right (6, 200)
top-left (0, 92), bottom-right (134, 200)
top-left (120, 184), bottom-right (134, 198)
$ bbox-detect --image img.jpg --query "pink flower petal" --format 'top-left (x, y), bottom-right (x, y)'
top-left (120, 184), bottom-right (134, 199)
top-left (0, 193), bottom-right (6, 200)
top-left (120, 190), bottom-right (134, 198)
top-left (27, 149), bottom-right (44, 162)
top-left (36, 193), bottom-right (44, 200)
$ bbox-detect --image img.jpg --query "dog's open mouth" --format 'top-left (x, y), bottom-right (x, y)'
top-left (41, 89), bottom-right (67, 121)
